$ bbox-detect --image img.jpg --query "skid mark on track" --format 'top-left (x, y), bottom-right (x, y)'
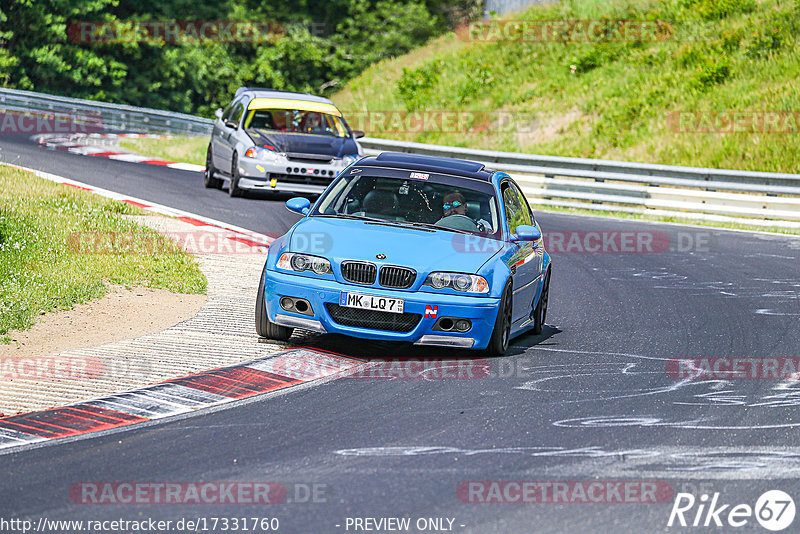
top-left (596, 266), bottom-right (800, 300)
top-left (332, 445), bottom-right (800, 478)
top-left (553, 414), bottom-right (800, 430)
top-left (505, 347), bottom-right (800, 429)
top-left (508, 348), bottom-right (695, 404)
top-left (755, 308), bottom-right (800, 316)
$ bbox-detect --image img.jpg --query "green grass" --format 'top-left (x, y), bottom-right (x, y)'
top-left (118, 135), bottom-right (207, 166)
top-left (332, 0), bottom-right (800, 173)
top-left (0, 166), bottom-right (206, 337)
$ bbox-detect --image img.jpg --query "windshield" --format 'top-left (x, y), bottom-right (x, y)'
top-left (313, 174), bottom-right (501, 239)
top-left (244, 108), bottom-right (348, 137)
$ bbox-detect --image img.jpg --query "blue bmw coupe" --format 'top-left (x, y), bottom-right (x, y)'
top-left (255, 152), bottom-right (551, 355)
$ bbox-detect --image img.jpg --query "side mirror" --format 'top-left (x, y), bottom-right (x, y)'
top-left (215, 108), bottom-right (223, 119)
top-left (224, 119), bottom-right (238, 129)
top-left (286, 197), bottom-right (311, 215)
top-left (512, 224), bottom-right (542, 243)
top-left (352, 130), bottom-right (365, 139)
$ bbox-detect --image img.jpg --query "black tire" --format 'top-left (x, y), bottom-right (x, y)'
top-left (203, 144), bottom-right (223, 189)
top-left (255, 262), bottom-right (293, 341)
top-left (532, 269), bottom-right (550, 335)
top-left (486, 281), bottom-right (513, 356)
top-left (228, 152), bottom-right (244, 197)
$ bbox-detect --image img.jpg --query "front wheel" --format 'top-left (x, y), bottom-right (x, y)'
top-left (485, 281), bottom-right (513, 356)
top-left (255, 263), bottom-right (292, 341)
top-left (228, 152), bottom-right (244, 198)
top-left (204, 144), bottom-right (223, 189)
top-left (532, 269), bottom-right (550, 335)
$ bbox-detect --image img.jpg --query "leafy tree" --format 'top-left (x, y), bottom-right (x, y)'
top-left (0, 0), bottom-right (473, 115)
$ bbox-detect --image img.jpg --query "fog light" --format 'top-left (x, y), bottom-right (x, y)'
top-left (456, 319), bottom-right (471, 332)
top-left (438, 318), bottom-right (454, 331)
top-left (280, 297), bottom-right (295, 311)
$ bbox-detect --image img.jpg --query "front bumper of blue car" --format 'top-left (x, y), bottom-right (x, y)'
top-left (264, 269), bottom-right (500, 350)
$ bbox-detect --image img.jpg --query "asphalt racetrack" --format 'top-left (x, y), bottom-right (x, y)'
top-left (2, 131), bottom-right (800, 533)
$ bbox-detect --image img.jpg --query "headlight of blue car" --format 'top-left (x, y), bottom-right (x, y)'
top-left (244, 146), bottom-right (286, 164)
top-left (424, 272), bottom-right (489, 294)
top-left (277, 253), bottom-right (332, 275)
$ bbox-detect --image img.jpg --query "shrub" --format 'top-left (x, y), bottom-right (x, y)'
top-left (396, 62), bottom-right (442, 110)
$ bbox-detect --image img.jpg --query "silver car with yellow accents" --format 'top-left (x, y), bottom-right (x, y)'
top-left (204, 87), bottom-right (364, 197)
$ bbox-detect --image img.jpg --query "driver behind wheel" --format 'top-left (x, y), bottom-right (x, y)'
top-left (443, 191), bottom-right (468, 217)
top-left (301, 112), bottom-right (330, 134)
top-left (442, 191), bottom-right (492, 233)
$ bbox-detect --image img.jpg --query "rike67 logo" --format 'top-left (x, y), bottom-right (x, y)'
top-left (668, 490), bottom-right (795, 531)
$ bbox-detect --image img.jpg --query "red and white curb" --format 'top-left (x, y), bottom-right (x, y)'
top-left (0, 349), bottom-right (364, 451)
top-left (0, 163), bottom-right (343, 453)
top-left (34, 133), bottom-right (205, 173)
top-left (3, 162), bottom-right (273, 248)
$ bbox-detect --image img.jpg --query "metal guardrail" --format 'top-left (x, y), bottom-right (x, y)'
top-left (2, 88), bottom-right (798, 227)
top-left (360, 137), bottom-right (800, 227)
top-left (0, 88), bottom-right (213, 135)
top-left (484, 0), bottom-right (547, 16)
top-left (359, 137), bottom-right (800, 187)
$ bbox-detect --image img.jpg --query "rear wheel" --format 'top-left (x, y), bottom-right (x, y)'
top-left (255, 262), bottom-right (292, 341)
top-left (486, 281), bottom-right (513, 356)
top-left (228, 152), bottom-right (244, 197)
top-left (203, 144), bottom-right (222, 189)
top-left (532, 269), bottom-right (550, 335)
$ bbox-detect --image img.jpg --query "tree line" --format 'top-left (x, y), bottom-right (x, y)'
top-left (0, 0), bottom-right (480, 116)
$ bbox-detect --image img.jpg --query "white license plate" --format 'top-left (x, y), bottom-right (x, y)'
top-left (339, 291), bottom-right (404, 314)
